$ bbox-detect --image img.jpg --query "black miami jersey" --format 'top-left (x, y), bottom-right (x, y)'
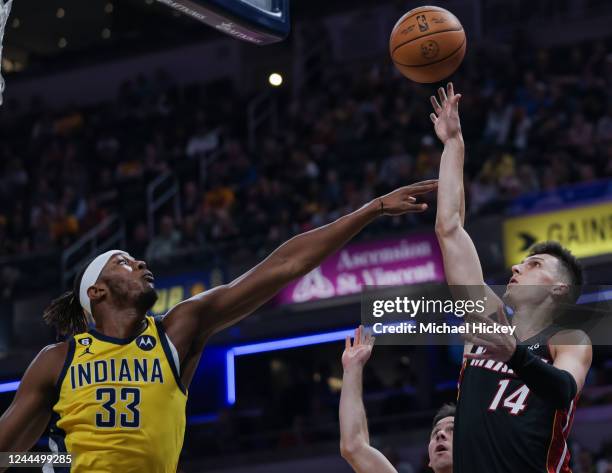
top-left (454, 326), bottom-right (578, 473)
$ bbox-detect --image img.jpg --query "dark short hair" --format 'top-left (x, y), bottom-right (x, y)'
top-left (432, 403), bottom-right (456, 429)
top-left (527, 241), bottom-right (583, 302)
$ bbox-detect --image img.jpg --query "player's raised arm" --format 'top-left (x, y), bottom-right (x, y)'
top-left (339, 327), bottom-right (397, 473)
top-left (0, 343), bottom-right (66, 469)
top-left (431, 83), bottom-right (501, 315)
top-left (162, 181), bottom-right (437, 354)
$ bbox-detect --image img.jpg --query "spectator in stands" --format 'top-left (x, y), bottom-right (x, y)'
top-left (1, 36), bottom-right (612, 267)
top-left (130, 221), bottom-right (150, 260)
top-left (145, 215), bottom-right (181, 262)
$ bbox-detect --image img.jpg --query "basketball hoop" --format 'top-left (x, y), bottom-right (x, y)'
top-left (0, 0), bottom-right (13, 106)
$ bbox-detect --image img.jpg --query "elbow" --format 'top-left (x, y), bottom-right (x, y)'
top-left (435, 214), bottom-right (462, 239)
top-left (340, 438), bottom-right (365, 461)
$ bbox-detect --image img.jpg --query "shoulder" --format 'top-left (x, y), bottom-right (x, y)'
top-left (32, 341), bottom-right (70, 366)
top-left (549, 329), bottom-right (592, 360)
top-left (549, 328), bottom-right (591, 347)
top-left (26, 341), bottom-right (73, 388)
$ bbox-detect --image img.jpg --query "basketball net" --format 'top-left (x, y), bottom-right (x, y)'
top-left (0, 0), bottom-right (13, 106)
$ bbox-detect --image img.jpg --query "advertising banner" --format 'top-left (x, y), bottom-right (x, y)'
top-left (503, 201), bottom-right (612, 266)
top-left (150, 268), bottom-right (225, 316)
top-left (274, 233), bottom-right (445, 305)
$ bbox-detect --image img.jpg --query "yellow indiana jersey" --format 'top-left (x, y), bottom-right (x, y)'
top-left (48, 315), bottom-right (187, 473)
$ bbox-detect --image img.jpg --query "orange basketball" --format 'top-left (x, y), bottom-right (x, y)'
top-left (389, 6), bottom-right (466, 83)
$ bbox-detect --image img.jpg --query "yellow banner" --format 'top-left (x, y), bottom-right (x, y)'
top-left (503, 202), bottom-right (612, 266)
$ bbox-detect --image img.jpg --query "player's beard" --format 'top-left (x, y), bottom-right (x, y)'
top-left (106, 277), bottom-right (158, 314)
top-left (136, 285), bottom-right (158, 314)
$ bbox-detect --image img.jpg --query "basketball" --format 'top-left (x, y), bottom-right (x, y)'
top-left (389, 6), bottom-right (466, 83)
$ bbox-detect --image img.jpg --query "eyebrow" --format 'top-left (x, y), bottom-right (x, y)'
top-left (114, 253), bottom-right (133, 263)
top-left (522, 256), bottom-right (544, 264)
top-left (431, 421), bottom-right (454, 437)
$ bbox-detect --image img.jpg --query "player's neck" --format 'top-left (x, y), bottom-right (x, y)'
top-left (92, 307), bottom-right (148, 339)
top-left (434, 465), bottom-right (452, 473)
top-left (511, 303), bottom-right (555, 341)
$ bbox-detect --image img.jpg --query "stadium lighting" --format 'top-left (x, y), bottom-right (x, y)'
top-left (0, 380), bottom-right (19, 393)
top-left (268, 73), bottom-right (283, 87)
top-left (226, 328), bottom-right (355, 405)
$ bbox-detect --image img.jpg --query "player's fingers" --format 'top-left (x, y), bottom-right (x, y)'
top-left (410, 179), bottom-right (438, 187)
top-left (447, 82), bottom-right (454, 98)
top-left (406, 203), bottom-right (428, 212)
top-left (454, 93), bottom-right (462, 107)
top-left (465, 310), bottom-right (493, 324)
top-left (463, 333), bottom-right (491, 347)
top-left (438, 86), bottom-right (448, 104)
top-left (430, 95), bottom-right (442, 112)
top-left (464, 353), bottom-right (491, 361)
top-left (430, 113), bottom-right (437, 124)
top-left (369, 336), bottom-right (376, 346)
top-left (405, 181), bottom-right (438, 195)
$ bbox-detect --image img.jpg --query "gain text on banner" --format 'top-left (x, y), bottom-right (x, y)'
top-left (274, 233), bottom-right (445, 305)
top-left (503, 201), bottom-right (612, 266)
top-left (151, 269), bottom-right (225, 316)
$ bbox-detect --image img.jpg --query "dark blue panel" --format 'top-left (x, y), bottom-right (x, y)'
top-left (156, 0), bottom-right (290, 45)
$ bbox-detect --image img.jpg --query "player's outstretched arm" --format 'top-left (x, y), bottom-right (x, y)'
top-left (162, 181), bottom-right (437, 355)
top-left (431, 83), bottom-right (501, 315)
top-left (0, 343), bottom-right (65, 470)
top-left (339, 327), bottom-right (397, 473)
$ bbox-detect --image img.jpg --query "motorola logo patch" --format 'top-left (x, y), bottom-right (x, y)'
top-left (136, 335), bottom-right (156, 351)
top-left (79, 337), bottom-right (92, 346)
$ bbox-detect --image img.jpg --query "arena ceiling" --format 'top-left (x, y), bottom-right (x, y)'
top-left (3, 0), bottom-right (373, 78)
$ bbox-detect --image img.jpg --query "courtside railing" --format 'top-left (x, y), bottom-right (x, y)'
top-left (146, 172), bottom-right (181, 236)
top-left (60, 214), bottom-right (126, 289)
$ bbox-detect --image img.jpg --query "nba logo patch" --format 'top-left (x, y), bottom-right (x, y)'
top-left (136, 335), bottom-right (156, 351)
top-left (79, 337), bottom-right (92, 346)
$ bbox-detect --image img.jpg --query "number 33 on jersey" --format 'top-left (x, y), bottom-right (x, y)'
top-left (49, 316), bottom-right (186, 473)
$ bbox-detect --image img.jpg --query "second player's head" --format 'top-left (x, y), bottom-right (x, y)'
top-left (503, 241), bottom-right (582, 311)
top-left (428, 403), bottom-right (455, 473)
top-left (44, 250), bottom-right (157, 337)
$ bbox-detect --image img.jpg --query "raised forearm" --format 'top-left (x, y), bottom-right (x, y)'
top-left (435, 137), bottom-right (465, 233)
top-left (340, 367), bottom-right (369, 453)
top-left (276, 200), bottom-right (380, 278)
top-left (340, 367), bottom-right (398, 473)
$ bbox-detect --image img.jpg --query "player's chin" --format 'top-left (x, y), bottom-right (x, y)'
top-left (138, 285), bottom-right (159, 312)
top-left (431, 450), bottom-right (452, 468)
top-left (502, 289), bottom-right (515, 306)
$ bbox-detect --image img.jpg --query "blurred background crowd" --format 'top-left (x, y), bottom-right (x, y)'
top-left (0, 33), bottom-right (610, 264)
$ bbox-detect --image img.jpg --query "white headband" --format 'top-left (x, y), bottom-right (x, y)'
top-left (79, 250), bottom-right (125, 316)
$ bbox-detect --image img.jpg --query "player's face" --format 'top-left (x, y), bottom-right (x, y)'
top-left (102, 253), bottom-right (157, 312)
top-left (503, 254), bottom-right (566, 308)
top-left (428, 416), bottom-right (453, 472)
